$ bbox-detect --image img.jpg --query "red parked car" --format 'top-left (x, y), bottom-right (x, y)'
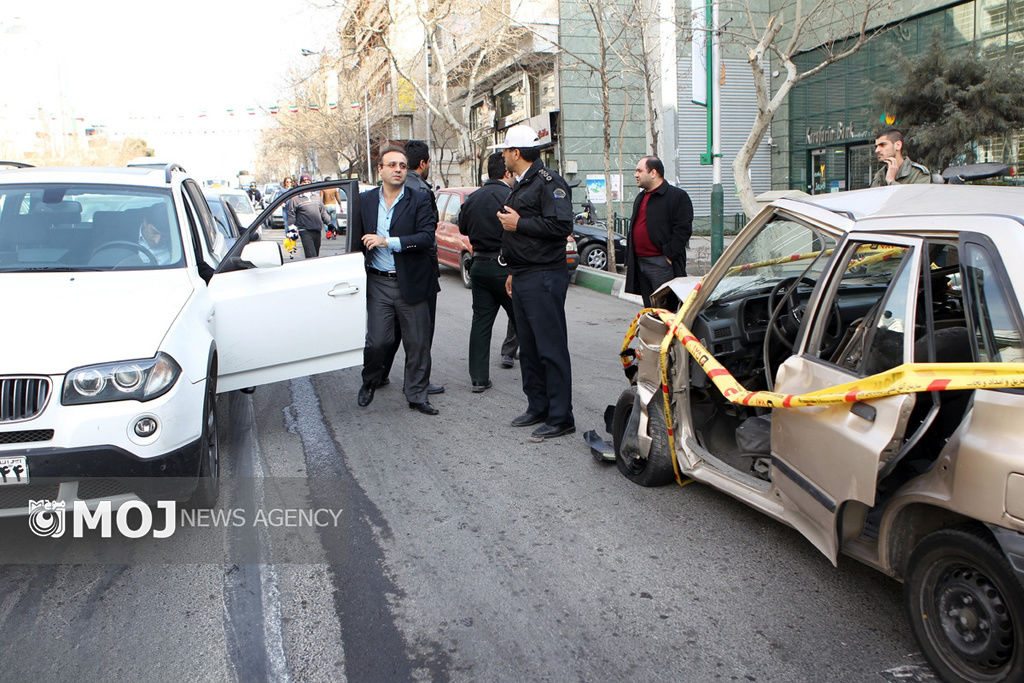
top-left (435, 187), bottom-right (579, 288)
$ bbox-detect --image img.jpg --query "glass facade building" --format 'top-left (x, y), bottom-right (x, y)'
top-left (787, 0), bottom-right (1024, 194)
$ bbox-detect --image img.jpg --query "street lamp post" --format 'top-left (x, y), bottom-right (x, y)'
top-left (365, 89), bottom-right (372, 183)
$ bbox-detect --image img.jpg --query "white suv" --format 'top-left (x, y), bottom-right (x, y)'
top-left (0, 164), bottom-right (366, 512)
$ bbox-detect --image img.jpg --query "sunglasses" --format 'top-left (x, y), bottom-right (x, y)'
top-left (380, 161), bottom-right (408, 169)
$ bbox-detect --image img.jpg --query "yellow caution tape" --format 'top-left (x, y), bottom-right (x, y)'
top-left (619, 276), bottom-right (1024, 486)
top-left (724, 245), bottom-right (902, 277)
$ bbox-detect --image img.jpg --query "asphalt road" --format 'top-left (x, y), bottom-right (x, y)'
top-left (0, 260), bottom-right (939, 682)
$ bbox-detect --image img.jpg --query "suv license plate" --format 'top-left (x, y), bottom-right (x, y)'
top-left (0, 456), bottom-right (29, 485)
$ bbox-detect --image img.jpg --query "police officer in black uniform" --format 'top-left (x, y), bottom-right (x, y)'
top-left (493, 125), bottom-right (575, 442)
top-left (459, 152), bottom-right (517, 392)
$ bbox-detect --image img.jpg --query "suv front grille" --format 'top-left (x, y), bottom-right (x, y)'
top-left (0, 377), bottom-right (51, 423)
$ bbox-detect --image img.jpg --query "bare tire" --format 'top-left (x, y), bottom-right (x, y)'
top-left (186, 367), bottom-right (220, 509)
top-left (905, 527), bottom-right (1023, 683)
top-left (459, 253), bottom-right (472, 289)
top-left (581, 243), bottom-right (608, 270)
top-left (612, 387), bottom-right (675, 487)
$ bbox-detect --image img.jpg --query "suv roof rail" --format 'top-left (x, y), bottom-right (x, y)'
top-left (0, 161), bottom-right (34, 169)
top-left (126, 159), bottom-right (187, 182)
top-left (164, 163), bottom-right (187, 182)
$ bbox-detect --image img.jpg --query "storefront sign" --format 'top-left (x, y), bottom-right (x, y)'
top-left (528, 112), bottom-right (553, 146)
top-left (805, 121), bottom-right (869, 146)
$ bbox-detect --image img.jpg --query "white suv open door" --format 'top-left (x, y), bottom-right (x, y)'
top-left (207, 179), bottom-right (367, 392)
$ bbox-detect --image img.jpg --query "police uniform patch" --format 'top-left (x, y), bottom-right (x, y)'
top-left (553, 188), bottom-right (566, 199)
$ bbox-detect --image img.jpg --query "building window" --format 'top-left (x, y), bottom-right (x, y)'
top-left (470, 100), bottom-right (494, 133)
top-left (494, 80), bottom-right (526, 128)
top-left (394, 115), bottom-right (413, 140)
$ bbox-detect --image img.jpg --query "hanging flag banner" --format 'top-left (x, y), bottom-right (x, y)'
top-left (691, 0), bottom-right (708, 106)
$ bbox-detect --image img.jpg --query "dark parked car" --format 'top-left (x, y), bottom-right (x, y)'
top-left (573, 221), bottom-right (627, 271)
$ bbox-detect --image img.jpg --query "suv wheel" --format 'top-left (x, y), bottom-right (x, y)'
top-left (581, 243), bottom-right (608, 270)
top-left (612, 387), bottom-right (675, 487)
top-left (186, 367), bottom-right (220, 509)
top-left (905, 527), bottom-right (1023, 683)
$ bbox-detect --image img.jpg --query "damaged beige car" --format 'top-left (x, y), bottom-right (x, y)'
top-left (611, 184), bottom-right (1024, 682)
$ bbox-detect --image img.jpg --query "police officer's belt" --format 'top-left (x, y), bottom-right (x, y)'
top-left (472, 251), bottom-right (500, 261)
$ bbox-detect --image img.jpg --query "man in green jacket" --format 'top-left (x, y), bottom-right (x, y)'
top-left (871, 129), bottom-right (932, 186)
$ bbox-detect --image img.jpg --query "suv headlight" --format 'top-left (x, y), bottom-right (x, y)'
top-left (62, 353), bottom-right (181, 405)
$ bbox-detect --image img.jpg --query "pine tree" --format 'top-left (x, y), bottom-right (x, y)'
top-left (877, 36), bottom-right (1024, 171)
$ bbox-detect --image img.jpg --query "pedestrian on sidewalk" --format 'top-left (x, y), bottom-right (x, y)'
top-left (624, 156), bottom-right (693, 306)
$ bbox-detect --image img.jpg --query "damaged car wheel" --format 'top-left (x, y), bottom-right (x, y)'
top-left (905, 527), bottom-right (1023, 683)
top-left (612, 387), bottom-right (675, 487)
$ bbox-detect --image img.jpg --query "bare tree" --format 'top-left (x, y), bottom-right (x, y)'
top-left (336, 0), bottom-right (523, 181)
top-left (727, 0), bottom-right (890, 216)
top-left (260, 61), bottom-right (389, 182)
top-left (558, 0), bottom-right (652, 271)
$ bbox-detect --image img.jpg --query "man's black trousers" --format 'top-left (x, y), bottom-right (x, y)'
top-left (468, 258), bottom-right (516, 385)
top-left (510, 267), bottom-right (573, 427)
top-left (299, 228), bottom-right (321, 258)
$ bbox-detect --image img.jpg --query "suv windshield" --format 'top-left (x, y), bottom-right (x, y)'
top-left (0, 185), bottom-right (183, 272)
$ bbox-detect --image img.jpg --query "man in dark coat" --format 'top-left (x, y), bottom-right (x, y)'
top-left (459, 152), bottom-right (517, 392)
top-left (356, 146), bottom-right (441, 415)
top-left (285, 173), bottom-right (330, 258)
top-left (624, 156), bottom-right (693, 306)
top-left (376, 140), bottom-right (445, 396)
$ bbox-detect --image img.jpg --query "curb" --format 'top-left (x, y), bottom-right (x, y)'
top-left (573, 266), bottom-right (703, 306)
top-left (572, 267), bottom-right (642, 304)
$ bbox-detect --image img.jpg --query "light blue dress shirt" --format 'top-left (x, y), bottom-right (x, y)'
top-left (369, 186), bottom-right (405, 272)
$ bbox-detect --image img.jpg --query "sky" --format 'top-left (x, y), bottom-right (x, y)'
top-left (0, 0), bottom-right (340, 178)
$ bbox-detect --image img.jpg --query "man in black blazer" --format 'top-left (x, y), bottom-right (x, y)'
top-left (624, 156), bottom-right (693, 306)
top-left (356, 146), bottom-right (441, 415)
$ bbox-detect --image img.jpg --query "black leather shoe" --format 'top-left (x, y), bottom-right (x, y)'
top-left (357, 382), bottom-right (375, 407)
top-left (471, 380), bottom-right (493, 393)
top-left (500, 355), bottom-right (515, 369)
top-left (510, 411), bottom-right (546, 427)
top-left (530, 422), bottom-right (576, 442)
top-left (377, 377), bottom-right (390, 387)
top-left (427, 384), bottom-right (445, 395)
top-left (408, 401), bottom-right (439, 415)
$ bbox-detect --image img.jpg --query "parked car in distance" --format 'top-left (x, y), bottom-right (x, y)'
top-left (260, 184), bottom-right (281, 210)
top-left (612, 183), bottom-right (1024, 683)
top-left (0, 165), bottom-right (367, 514)
top-left (204, 188), bottom-right (261, 241)
top-left (435, 187), bottom-right (578, 288)
top-left (572, 220), bottom-right (626, 271)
